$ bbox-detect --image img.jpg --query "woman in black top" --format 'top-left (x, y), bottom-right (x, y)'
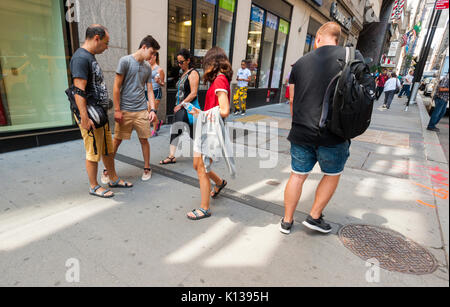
top-left (160, 49), bottom-right (200, 165)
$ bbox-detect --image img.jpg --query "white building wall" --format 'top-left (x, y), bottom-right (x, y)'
top-left (129, 0), bottom-right (168, 118)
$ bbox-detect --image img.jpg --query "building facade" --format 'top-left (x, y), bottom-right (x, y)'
top-left (1, 0), bottom-right (365, 152)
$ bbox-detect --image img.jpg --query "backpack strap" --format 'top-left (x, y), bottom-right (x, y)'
top-left (319, 74), bottom-right (340, 130)
top-left (319, 47), bottom-right (354, 131)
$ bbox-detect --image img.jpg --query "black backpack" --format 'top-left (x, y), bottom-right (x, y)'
top-left (319, 47), bottom-right (376, 139)
top-left (65, 85), bottom-right (109, 155)
top-left (65, 85), bottom-right (109, 129)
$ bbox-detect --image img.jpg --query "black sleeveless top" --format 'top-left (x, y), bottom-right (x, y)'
top-left (176, 68), bottom-right (199, 105)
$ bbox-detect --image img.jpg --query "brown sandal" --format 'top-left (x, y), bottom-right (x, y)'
top-left (160, 156), bottom-right (176, 165)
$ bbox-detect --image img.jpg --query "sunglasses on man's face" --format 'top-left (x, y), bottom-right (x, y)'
top-left (177, 60), bottom-right (186, 65)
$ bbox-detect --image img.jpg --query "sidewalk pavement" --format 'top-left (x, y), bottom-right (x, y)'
top-left (0, 94), bottom-right (448, 287)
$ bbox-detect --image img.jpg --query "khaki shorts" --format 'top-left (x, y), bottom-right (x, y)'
top-left (77, 120), bottom-right (114, 163)
top-left (114, 110), bottom-right (151, 140)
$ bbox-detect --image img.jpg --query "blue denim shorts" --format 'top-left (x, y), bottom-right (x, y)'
top-left (290, 141), bottom-right (350, 175)
top-left (153, 88), bottom-right (162, 100)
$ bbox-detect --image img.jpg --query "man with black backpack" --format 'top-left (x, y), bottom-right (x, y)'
top-left (280, 22), bottom-right (371, 235)
top-left (70, 24), bottom-right (133, 198)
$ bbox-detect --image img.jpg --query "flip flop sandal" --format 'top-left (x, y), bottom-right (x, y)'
top-left (109, 178), bottom-right (133, 188)
top-left (211, 179), bottom-right (227, 199)
top-left (187, 208), bottom-right (211, 220)
top-left (89, 185), bottom-right (114, 198)
top-left (160, 156), bottom-right (176, 165)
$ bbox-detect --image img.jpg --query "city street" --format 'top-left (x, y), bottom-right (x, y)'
top-left (0, 95), bottom-right (448, 287)
top-left (0, 0), bottom-right (449, 291)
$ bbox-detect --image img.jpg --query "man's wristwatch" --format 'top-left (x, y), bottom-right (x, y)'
top-left (149, 109), bottom-right (157, 114)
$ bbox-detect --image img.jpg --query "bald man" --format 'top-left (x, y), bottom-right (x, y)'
top-left (70, 24), bottom-right (133, 199)
top-left (280, 22), bottom-right (365, 234)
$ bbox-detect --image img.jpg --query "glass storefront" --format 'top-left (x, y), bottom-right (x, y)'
top-left (271, 19), bottom-right (289, 88)
top-left (216, 0), bottom-right (236, 59)
top-left (0, 0), bottom-right (73, 133)
top-left (194, 0), bottom-right (216, 89)
top-left (258, 12), bottom-right (277, 88)
top-left (245, 4), bottom-right (290, 90)
top-left (246, 5), bottom-right (264, 88)
top-left (304, 18), bottom-right (322, 55)
top-left (167, 0), bottom-right (236, 90)
top-left (167, 0), bottom-right (193, 88)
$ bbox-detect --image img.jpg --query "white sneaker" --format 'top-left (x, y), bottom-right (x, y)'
top-left (142, 168), bottom-right (152, 181)
top-left (101, 169), bottom-right (110, 184)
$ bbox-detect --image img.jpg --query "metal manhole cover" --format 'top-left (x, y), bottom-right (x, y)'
top-left (339, 224), bottom-right (438, 275)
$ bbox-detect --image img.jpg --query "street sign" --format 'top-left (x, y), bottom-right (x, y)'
top-left (436, 0), bottom-right (449, 10)
top-left (388, 41), bottom-right (400, 57)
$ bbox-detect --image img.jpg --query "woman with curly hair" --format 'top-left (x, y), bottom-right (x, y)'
top-left (187, 46), bottom-right (233, 220)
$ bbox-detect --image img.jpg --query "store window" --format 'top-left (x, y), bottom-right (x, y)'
top-left (167, 0), bottom-right (193, 88)
top-left (246, 5), bottom-right (264, 88)
top-left (245, 4), bottom-right (290, 89)
top-left (271, 19), bottom-right (289, 88)
top-left (195, 0), bottom-right (216, 88)
top-left (216, 0), bottom-right (236, 57)
top-left (258, 13), bottom-right (277, 88)
top-left (167, 0), bottom-right (236, 89)
top-left (304, 18), bottom-right (322, 55)
top-left (0, 0), bottom-right (73, 133)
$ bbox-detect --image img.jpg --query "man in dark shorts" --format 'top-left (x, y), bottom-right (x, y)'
top-left (280, 22), bottom-right (364, 234)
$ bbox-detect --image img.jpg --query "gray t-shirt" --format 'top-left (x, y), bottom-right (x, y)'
top-left (116, 55), bottom-right (152, 112)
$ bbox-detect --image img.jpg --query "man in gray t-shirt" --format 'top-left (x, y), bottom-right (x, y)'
top-left (110, 35), bottom-right (160, 182)
top-left (116, 55), bottom-right (152, 111)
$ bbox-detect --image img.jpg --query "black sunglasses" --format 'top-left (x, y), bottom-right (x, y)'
top-left (177, 60), bottom-right (186, 65)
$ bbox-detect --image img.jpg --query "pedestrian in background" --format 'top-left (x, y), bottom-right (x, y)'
top-left (281, 22), bottom-right (364, 234)
top-left (382, 72), bottom-right (401, 109)
top-left (233, 60), bottom-right (251, 115)
top-left (160, 49), bottom-right (200, 165)
top-left (375, 69), bottom-right (388, 100)
top-left (186, 46), bottom-right (232, 220)
top-left (398, 70), bottom-right (414, 99)
top-left (148, 52), bottom-right (165, 137)
top-left (70, 24), bottom-right (133, 198)
top-left (427, 73), bottom-right (449, 132)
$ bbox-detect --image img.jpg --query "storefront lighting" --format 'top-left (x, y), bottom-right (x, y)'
top-left (208, 27), bottom-right (212, 33)
top-left (183, 20), bottom-right (192, 26)
top-left (247, 39), bottom-right (252, 45)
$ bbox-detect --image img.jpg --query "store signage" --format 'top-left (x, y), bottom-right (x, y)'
top-left (266, 13), bottom-right (278, 30)
top-left (436, 0), bottom-right (449, 10)
top-left (251, 6), bottom-right (264, 24)
top-left (65, 0), bottom-right (80, 23)
top-left (330, 2), bottom-right (352, 31)
top-left (388, 41), bottom-right (400, 57)
top-left (219, 0), bottom-right (235, 12)
top-left (279, 19), bottom-right (289, 35)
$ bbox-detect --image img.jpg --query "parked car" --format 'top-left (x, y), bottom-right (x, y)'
top-left (424, 80), bottom-right (435, 96)
top-left (419, 76), bottom-right (433, 91)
